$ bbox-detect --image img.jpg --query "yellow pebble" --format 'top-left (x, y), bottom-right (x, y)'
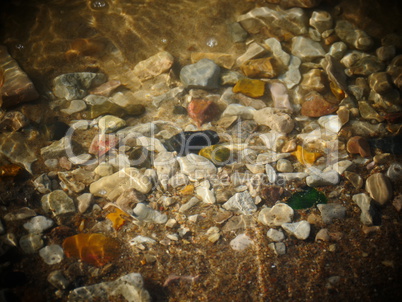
top-left (233, 78), bottom-right (265, 98)
top-left (180, 184), bottom-right (194, 196)
top-left (291, 145), bottom-right (323, 165)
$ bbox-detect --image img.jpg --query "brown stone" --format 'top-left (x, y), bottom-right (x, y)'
top-left (191, 52), bottom-right (235, 69)
top-left (368, 72), bottom-right (392, 94)
top-left (301, 92), bottom-right (338, 117)
top-left (187, 98), bottom-right (220, 127)
top-left (240, 57), bottom-right (283, 78)
top-left (346, 136), bottom-right (371, 157)
top-left (300, 69), bottom-right (327, 92)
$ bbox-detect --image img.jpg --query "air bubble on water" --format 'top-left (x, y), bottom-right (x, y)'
top-left (91, 0), bottom-right (108, 10)
top-left (99, 189), bottom-right (107, 196)
top-left (206, 37), bottom-right (218, 48)
top-left (16, 44), bottom-right (24, 50)
top-left (161, 38), bottom-right (168, 44)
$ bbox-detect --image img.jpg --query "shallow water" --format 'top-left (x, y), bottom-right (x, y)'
top-left (1, 1), bottom-right (402, 302)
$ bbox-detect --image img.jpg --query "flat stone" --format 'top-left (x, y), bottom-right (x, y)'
top-left (270, 82), bottom-right (293, 111)
top-left (88, 134), bottom-right (119, 157)
top-left (48, 270), bottom-right (70, 290)
top-left (346, 136), bottom-right (371, 157)
top-left (335, 20), bottom-right (373, 51)
top-left (241, 57), bottom-right (283, 78)
top-left (133, 203), bottom-right (167, 224)
top-left (187, 98), bottom-right (220, 127)
top-left (3, 207), bottom-right (36, 221)
top-left (39, 244), bottom-right (64, 265)
top-left (344, 171), bottom-right (364, 189)
top-left (253, 107), bottom-right (294, 133)
top-left (41, 190), bottom-right (76, 216)
top-left (179, 197), bottom-right (200, 213)
top-left (196, 186), bottom-right (216, 204)
top-left (40, 137), bottom-right (79, 160)
top-left (276, 158), bottom-right (293, 172)
top-left (258, 203), bottom-right (294, 227)
top-left (318, 115), bottom-right (342, 133)
top-left (368, 72), bottom-right (393, 94)
top-left (301, 92), bottom-right (338, 117)
top-left (331, 160), bottom-right (353, 175)
top-left (322, 54), bottom-right (348, 94)
top-left (180, 59), bottom-right (220, 89)
top-left (358, 101), bottom-right (383, 122)
top-left (309, 10), bottom-right (332, 33)
top-left (60, 100), bottom-right (87, 115)
top-left (236, 42), bottom-right (267, 66)
top-left (191, 52), bottom-right (235, 69)
top-left (328, 42), bottom-right (348, 60)
top-left (133, 51), bottom-right (174, 81)
top-left (177, 154), bottom-right (216, 181)
top-left (291, 36), bottom-right (325, 61)
top-left (77, 193), bottom-right (94, 213)
top-left (267, 228), bottom-right (285, 242)
top-left (53, 72), bottom-right (106, 100)
top-left (306, 170), bottom-right (340, 187)
top-left (98, 115), bottom-right (126, 133)
top-left (94, 162), bottom-right (114, 177)
top-left (154, 151), bottom-right (179, 189)
top-left (233, 78), bottom-right (265, 98)
top-left (264, 38), bottom-right (290, 66)
top-left (89, 80), bottom-right (122, 97)
top-left (222, 191), bottom-right (257, 215)
top-left (317, 203), bottom-right (346, 224)
top-left (365, 173), bottom-right (393, 206)
top-left (68, 273), bottom-right (151, 302)
top-left (19, 233), bottom-right (44, 254)
top-left (90, 168), bottom-right (152, 200)
top-left (230, 233), bottom-right (253, 251)
top-left (266, 0), bottom-right (322, 8)
top-left (0, 45), bottom-right (39, 108)
top-left (352, 193), bottom-right (375, 225)
top-left (83, 94), bottom-right (125, 119)
top-left (301, 69), bottom-right (326, 92)
top-left (346, 56), bottom-right (384, 77)
top-left (23, 216), bottom-right (54, 233)
top-left (279, 55), bottom-right (301, 89)
top-left (237, 6), bottom-right (308, 38)
top-left (281, 220), bottom-right (310, 240)
top-left (229, 22), bottom-right (248, 43)
top-left (221, 104), bottom-right (256, 120)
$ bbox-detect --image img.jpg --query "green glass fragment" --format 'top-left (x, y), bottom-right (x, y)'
top-left (287, 186), bottom-right (327, 210)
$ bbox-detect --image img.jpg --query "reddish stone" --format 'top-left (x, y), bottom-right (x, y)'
top-left (187, 98), bottom-right (220, 127)
top-left (89, 134), bottom-right (119, 157)
top-left (59, 156), bottom-right (73, 170)
top-left (89, 80), bottom-right (122, 97)
top-left (346, 136), bottom-right (371, 157)
top-left (301, 92), bottom-right (338, 117)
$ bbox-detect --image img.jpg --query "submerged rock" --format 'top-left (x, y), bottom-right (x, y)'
top-left (317, 203), bottom-right (346, 224)
top-left (133, 51), bottom-right (174, 81)
top-left (240, 57), bottom-right (283, 78)
top-left (365, 173), bottom-right (393, 206)
top-left (222, 191), bottom-right (257, 215)
top-left (53, 72), bottom-right (106, 100)
top-left (164, 130), bottom-right (220, 155)
top-left (291, 36), bottom-right (325, 61)
top-left (301, 92), bottom-right (338, 117)
top-left (177, 153), bottom-right (217, 180)
top-left (68, 273), bottom-right (151, 302)
top-left (335, 20), bottom-right (373, 51)
top-left (187, 98), bottom-right (220, 127)
top-left (0, 45), bottom-right (39, 108)
top-left (180, 59), bottom-right (220, 89)
top-left (282, 220), bottom-right (310, 240)
top-left (258, 203), bottom-right (294, 226)
top-left (253, 107), bottom-right (294, 133)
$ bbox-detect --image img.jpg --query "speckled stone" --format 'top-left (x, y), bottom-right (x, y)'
top-left (41, 190), bottom-right (76, 216)
top-left (53, 72), bottom-right (106, 100)
top-left (39, 244), bottom-right (64, 265)
top-left (317, 203), bottom-right (346, 224)
top-left (23, 216), bottom-right (54, 233)
top-left (365, 173), bottom-right (393, 206)
top-left (223, 191), bottom-right (257, 215)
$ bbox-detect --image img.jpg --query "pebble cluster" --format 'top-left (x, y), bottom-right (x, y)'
top-left (1, 0), bottom-right (402, 300)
